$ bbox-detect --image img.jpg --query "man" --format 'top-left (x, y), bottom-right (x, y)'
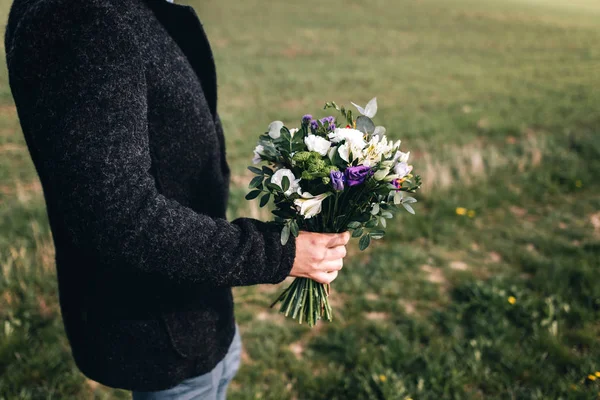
top-left (4, 0), bottom-right (349, 398)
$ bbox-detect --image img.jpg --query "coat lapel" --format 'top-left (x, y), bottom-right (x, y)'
top-left (143, 0), bottom-right (218, 118)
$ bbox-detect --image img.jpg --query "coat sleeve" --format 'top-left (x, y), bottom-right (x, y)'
top-left (5, 2), bottom-right (295, 287)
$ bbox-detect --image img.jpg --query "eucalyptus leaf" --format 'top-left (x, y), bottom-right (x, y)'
top-left (356, 116), bottom-right (375, 134)
top-left (403, 196), bottom-right (417, 204)
top-left (347, 221), bottom-right (361, 229)
top-left (359, 234), bottom-right (371, 251)
top-left (245, 190), bottom-right (261, 200)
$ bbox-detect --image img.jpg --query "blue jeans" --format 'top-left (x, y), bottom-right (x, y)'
top-left (132, 325), bottom-right (242, 400)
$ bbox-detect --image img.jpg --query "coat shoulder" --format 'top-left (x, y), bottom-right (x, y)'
top-left (5, 0), bottom-right (137, 54)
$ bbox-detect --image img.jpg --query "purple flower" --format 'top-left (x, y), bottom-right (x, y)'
top-left (328, 123), bottom-right (336, 131)
top-left (320, 116), bottom-right (335, 125)
top-left (344, 166), bottom-right (373, 186)
top-left (310, 120), bottom-right (319, 131)
top-left (330, 170), bottom-right (345, 191)
top-left (302, 114), bottom-right (313, 124)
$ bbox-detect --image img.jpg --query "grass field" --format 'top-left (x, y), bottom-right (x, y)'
top-left (1, 0), bottom-right (599, 398)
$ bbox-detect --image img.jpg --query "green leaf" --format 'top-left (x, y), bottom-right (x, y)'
top-left (347, 221), bottom-right (361, 229)
top-left (266, 183), bottom-right (281, 192)
top-left (371, 203), bottom-right (380, 215)
top-left (290, 220), bottom-right (299, 237)
top-left (365, 219), bottom-right (378, 228)
top-left (245, 190), bottom-right (261, 200)
top-left (402, 203), bottom-right (415, 214)
top-left (281, 175), bottom-right (290, 192)
top-left (259, 193), bottom-right (271, 207)
top-left (249, 175), bottom-right (263, 189)
top-left (403, 196), bottom-right (417, 204)
top-left (381, 211), bottom-right (394, 219)
top-left (248, 166), bottom-right (263, 175)
top-left (369, 230), bottom-right (385, 239)
top-left (262, 166), bottom-right (274, 176)
top-left (352, 228), bottom-right (364, 238)
top-left (281, 224), bottom-right (290, 245)
top-left (379, 217), bottom-right (387, 228)
top-left (359, 234), bottom-right (371, 251)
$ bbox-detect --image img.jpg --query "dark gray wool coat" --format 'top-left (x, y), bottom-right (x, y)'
top-left (4, 0), bottom-right (297, 391)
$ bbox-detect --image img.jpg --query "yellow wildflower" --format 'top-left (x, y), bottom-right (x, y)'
top-left (456, 207), bottom-right (467, 216)
top-left (508, 296), bottom-right (517, 305)
top-left (588, 374), bottom-right (597, 381)
top-left (595, 371), bottom-right (600, 377)
top-left (379, 375), bottom-right (387, 382)
top-left (575, 180), bottom-right (583, 188)
top-left (467, 210), bottom-right (476, 218)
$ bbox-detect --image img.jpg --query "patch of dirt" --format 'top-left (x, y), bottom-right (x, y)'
top-left (487, 252), bottom-right (502, 263)
top-left (449, 261), bottom-right (469, 271)
top-left (420, 264), bottom-right (447, 284)
top-left (365, 312), bottom-right (389, 321)
top-left (590, 212), bottom-right (600, 236)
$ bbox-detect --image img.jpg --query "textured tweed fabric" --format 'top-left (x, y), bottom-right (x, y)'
top-left (5, 0), bottom-right (296, 391)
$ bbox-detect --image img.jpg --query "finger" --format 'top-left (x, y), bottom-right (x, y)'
top-left (323, 245), bottom-right (347, 261)
top-left (312, 270), bottom-right (338, 285)
top-left (325, 232), bottom-right (351, 248)
top-left (318, 258), bottom-right (343, 272)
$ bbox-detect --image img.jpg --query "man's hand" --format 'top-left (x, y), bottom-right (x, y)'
top-left (290, 231), bottom-right (351, 284)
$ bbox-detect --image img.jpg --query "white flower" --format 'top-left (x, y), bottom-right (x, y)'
top-left (328, 128), bottom-right (366, 147)
top-left (394, 162), bottom-right (413, 178)
top-left (351, 97), bottom-right (377, 118)
top-left (268, 121), bottom-right (284, 139)
top-left (392, 150), bottom-right (410, 164)
top-left (293, 192), bottom-right (331, 219)
top-left (252, 144), bottom-right (265, 164)
top-left (337, 144), bottom-right (349, 162)
top-left (359, 135), bottom-right (396, 167)
top-left (328, 128), bottom-right (366, 162)
top-left (270, 168), bottom-right (301, 196)
top-left (304, 135), bottom-right (331, 156)
top-left (289, 128), bottom-right (299, 137)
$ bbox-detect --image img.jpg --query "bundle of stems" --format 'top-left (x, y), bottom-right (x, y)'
top-left (270, 278), bottom-right (332, 327)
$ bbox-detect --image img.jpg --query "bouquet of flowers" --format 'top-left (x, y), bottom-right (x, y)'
top-left (247, 98), bottom-right (421, 327)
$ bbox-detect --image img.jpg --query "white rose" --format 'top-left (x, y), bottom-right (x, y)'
top-left (293, 192), bottom-right (331, 219)
top-left (268, 121), bottom-right (284, 139)
top-left (304, 134), bottom-right (331, 156)
top-left (252, 144), bottom-right (265, 165)
top-left (270, 168), bottom-right (301, 196)
top-left (328, 128), bottom-right (367, 149)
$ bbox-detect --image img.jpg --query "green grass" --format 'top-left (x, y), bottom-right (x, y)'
top-left (1, 0), bottom-right (600, 398)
